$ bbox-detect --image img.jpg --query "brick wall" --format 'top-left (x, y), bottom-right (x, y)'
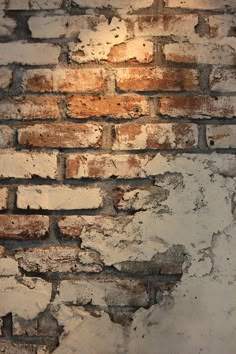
top-left (0, 0), bottom-right (235, 353)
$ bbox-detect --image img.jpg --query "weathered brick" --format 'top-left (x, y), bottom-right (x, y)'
top-left (164, 0), bottom-right (236, 9)
top-left (17, 186), bottom-right (102, 210)
top-left (23, 68), bottom-right (105, 93)
top-left (209, 15), bottom-right (236, 38)
top-left (0, 68), bottom-right (12, 89)
top-left (0, 126), bottom-right (13, 147)
top-left (207, 125), bottom-right (236, 148)
top-left (134, 15), bottom-right (198, 37)
top-left (210, 68), bottom-right (236, 92)
top-left (0, 150), bottom-right (58, 179)
top-left (0, 341), bottom-right (49, 354)
top-left (12, 313), bottom-right (58, 337)
top-left (57, 279), bottom-right (148, 307)
top-left (159, 96), bottom-right (236, 119)
top-left (0, 42), bottom-right (60, 65)
top-left (0, 187), bottom-right (8, 209)
top-left (18, 123), bottom-right (103, 148)
top-left (29, 15), bottom-right (93, 39)
top-left (116, 67), bottom-right (200, 92)
top-left (66, 154), bottom-right (151, 179)
top-left (15, 246), bottom-right (103, 272)
top-left (114, 186), bottom-right (168, 211)
top-left (0, 0), bottom-right (62, 9)
top-left (0, 97), bottom-right (60, 120)
top-left (72, 0), bottom-right (154, 13)
top-left (69, 16), bottom-right (132, 63)
top-left (0, 14), bottom-right (16, 36)
top-left (113, 123), bottom-right (198, 150)
top-left (67, 96), bottom-right (149, 119)
top-left (0, 215), bottom-right (49, 239)
top-left (0, 253), bottom-right (19, 276)
top-left (106, 39), bottom-right (154, 64)
top-left (164, 43), bottom-right (236, 65)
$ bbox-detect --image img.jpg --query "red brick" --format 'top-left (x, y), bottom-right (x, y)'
top-left (0, 97), bottom-right (60, 120)
top-left (116, 67), bottom-right (200, 92)
top-left (113, 123), bottom-right (198, 150)
top-left (0, 215), bottom-right (49, 240)
top-left (159, 96), bottom-right (236, 119)
top-left (18, 123), bottom-right (102, 148)
top-left (67, 96), bottom-right (149, 119)
top-left (23, 68), bottom-right (105, 93)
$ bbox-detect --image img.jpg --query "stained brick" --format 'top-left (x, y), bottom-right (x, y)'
top-left (116, 67), bottom-right (200, 92)
top-left (67, 96), bottom-right (149, 119)
top-left (159, 96), bottom-right (236, 119)
top-left (0, 215), bottom-right (49, 240)
top-left (18, 123), bottom-right (103, 148)
top-left (207, 125), bottom-right (236, 148)
top-left (113, 123), bottom-right (198, 150)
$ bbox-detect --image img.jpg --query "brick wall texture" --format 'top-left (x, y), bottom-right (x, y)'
top-left (0, 0), bottom-right (236, 353)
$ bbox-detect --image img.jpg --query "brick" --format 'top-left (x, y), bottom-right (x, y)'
top-left (113, 123), bottom-right (198, 150)
top-left (116, 67), bottom-right (200, 92)
top-left (15, 246), bottom-right (103, 272)
top-left (67, 96), bottom-right (149, 119)
top-left (23, 68), bottom-right (105, 93)
top-left (209, 15), bottom-right (236, 38)
top-left (0, 187), bottom-right (8, 209)
top-left (69, 16), bottom-right (132, 63)
top-left (17, 186), bottom-right (102, 210)
top-left (0, 150), bottom-right (58, 178)
top-left (114, 187), bottom-right (168, 211)
top-left (57, 279), bottom-right (148, 307)
top-left (164, 43), bottom-right (236, 65)
top-left (0, 126), bottom-right (13, 147)
top-left (0, 215), bottom-right (49, 239)
top-left (18, 123), bottom-right (103, 148)
top-left (0, 42), bottom-right (60, 65)
top-left (0, 68), bottom-right (12, 89)
top-left (0, 96), bottom-right (60, 120)
top-left (72, 0), bottom-right (154, 13)
top-left (0, 341), bottom-right (49, 354)
top-left (106, 39), bottom-right (154, 64)
top-left (159, 96), bottom-right (236, 119)
top-left (210, 68), bottom-right (236, 92)
top-left (164, 0), bottom-right (236, 9)
top-left (66, 154), bottom-right (151, 179)
top-left (207, 125), bottom-right (236, 148)
top-left (0, 0), bottom-right (63, 9)
top-left (29, 15), bottom-right (93, 39)
top-left (134, 15), bottom-right (198, 37)
top-left (0, 14), bottom-right (16, 36)
top-left (12, 313), bottom-right (58, 337)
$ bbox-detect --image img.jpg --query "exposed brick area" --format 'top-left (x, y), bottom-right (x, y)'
top-left (0, 1), bottom-right (235, 353)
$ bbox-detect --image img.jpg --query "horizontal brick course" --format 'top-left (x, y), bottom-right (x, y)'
top-left (164, 0), bottom-right (236, 9)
